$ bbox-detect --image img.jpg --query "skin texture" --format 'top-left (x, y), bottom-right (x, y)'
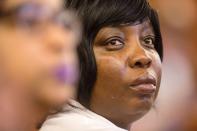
top-left (90, 20), bottom-right (162, 129)
top-left (0, 0), bottom-right (80, 130)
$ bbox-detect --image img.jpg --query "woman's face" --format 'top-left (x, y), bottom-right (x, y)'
top-left (90, 20), bottom-right (162, 127)
top-left (0, 0), bottom-right (80, 109)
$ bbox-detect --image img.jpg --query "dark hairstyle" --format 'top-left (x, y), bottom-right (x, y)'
top-left (65, 0), bottom-right (163, 108)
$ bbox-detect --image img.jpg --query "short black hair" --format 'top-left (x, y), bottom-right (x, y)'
top-left (65, 0), bottom-right (163, 108)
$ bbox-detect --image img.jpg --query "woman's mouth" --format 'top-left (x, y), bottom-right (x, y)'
top-left (129, 75), bottom-right (157, 96)
top-left (53, 64), bottom-right (78, 86)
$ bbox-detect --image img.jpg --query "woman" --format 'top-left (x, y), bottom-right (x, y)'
top-left (0, 0), bottom-right (81, 130)
top-left (41, 0), bottom-right (163, 130)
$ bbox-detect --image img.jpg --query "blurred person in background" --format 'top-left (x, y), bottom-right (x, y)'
top-left (0, 0), bottom-right (81, 131)
top-left (132, 0), bottom-right (197, 131)
top-left (41, 0), bottom-right (163, 130)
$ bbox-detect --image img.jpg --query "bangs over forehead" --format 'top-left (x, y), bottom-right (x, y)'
top-left (83, 0), bottom-right (151, 27)
top-left (67, 0), bottom-right (151, 32)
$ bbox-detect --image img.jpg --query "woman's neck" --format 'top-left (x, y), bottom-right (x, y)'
top-left (0, 85), bottom-right (48, 131)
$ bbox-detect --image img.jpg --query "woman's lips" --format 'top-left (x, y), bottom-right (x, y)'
top-left (53, 64), bottom-right (78, 85)
top-left (129, 75), bottom-right (156, 95)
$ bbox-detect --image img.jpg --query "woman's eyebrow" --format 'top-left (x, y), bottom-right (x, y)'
top-left (139, 22), bottom-right (154, 35)
top-left (96, 28), bottom-right (125, 40)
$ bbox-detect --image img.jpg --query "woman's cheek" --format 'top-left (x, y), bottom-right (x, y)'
top-left (96, 55), bottom-right (126, 80)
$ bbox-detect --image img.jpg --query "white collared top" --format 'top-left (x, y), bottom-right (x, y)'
top-left (40, 100), bottom-right (127, 131)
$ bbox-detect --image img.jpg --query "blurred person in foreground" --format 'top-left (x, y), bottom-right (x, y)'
top-left (0, 0), bottom-right (81, 131)
top-left (41, 0), bottom-right (163, 130)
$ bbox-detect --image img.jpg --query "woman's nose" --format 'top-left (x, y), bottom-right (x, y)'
top-left (128, 47), bottom-right (152, 69)
top-left (131, 56), bottom-right (152, 68)
top-left (44, 26), bottom-right (72, 54)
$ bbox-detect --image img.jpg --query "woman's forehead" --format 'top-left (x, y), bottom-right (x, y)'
top-left (3, 0), bottom-right (63, 10)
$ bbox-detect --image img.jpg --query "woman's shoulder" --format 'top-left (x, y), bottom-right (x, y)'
top-left (40, 100), bottom-right (127, 131)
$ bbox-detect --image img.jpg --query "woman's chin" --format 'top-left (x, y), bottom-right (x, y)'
top-left (133, 92), bottom-right (155, 108)
top-left (125, 96), bottom-right (154, 121)
top-left (37, 84), bottom-right (75, 110)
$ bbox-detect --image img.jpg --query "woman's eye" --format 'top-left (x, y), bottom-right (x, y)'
top-left (104, 37), bottom-right (124, 51)
top-left (143, 36), bottom-right (155, 49)
top-left (16, 12), bottom-right (41, 29)
top-left (18, 17), bottom-right (38, 27)
top-left (16, 6), bottom-right (40, 28)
